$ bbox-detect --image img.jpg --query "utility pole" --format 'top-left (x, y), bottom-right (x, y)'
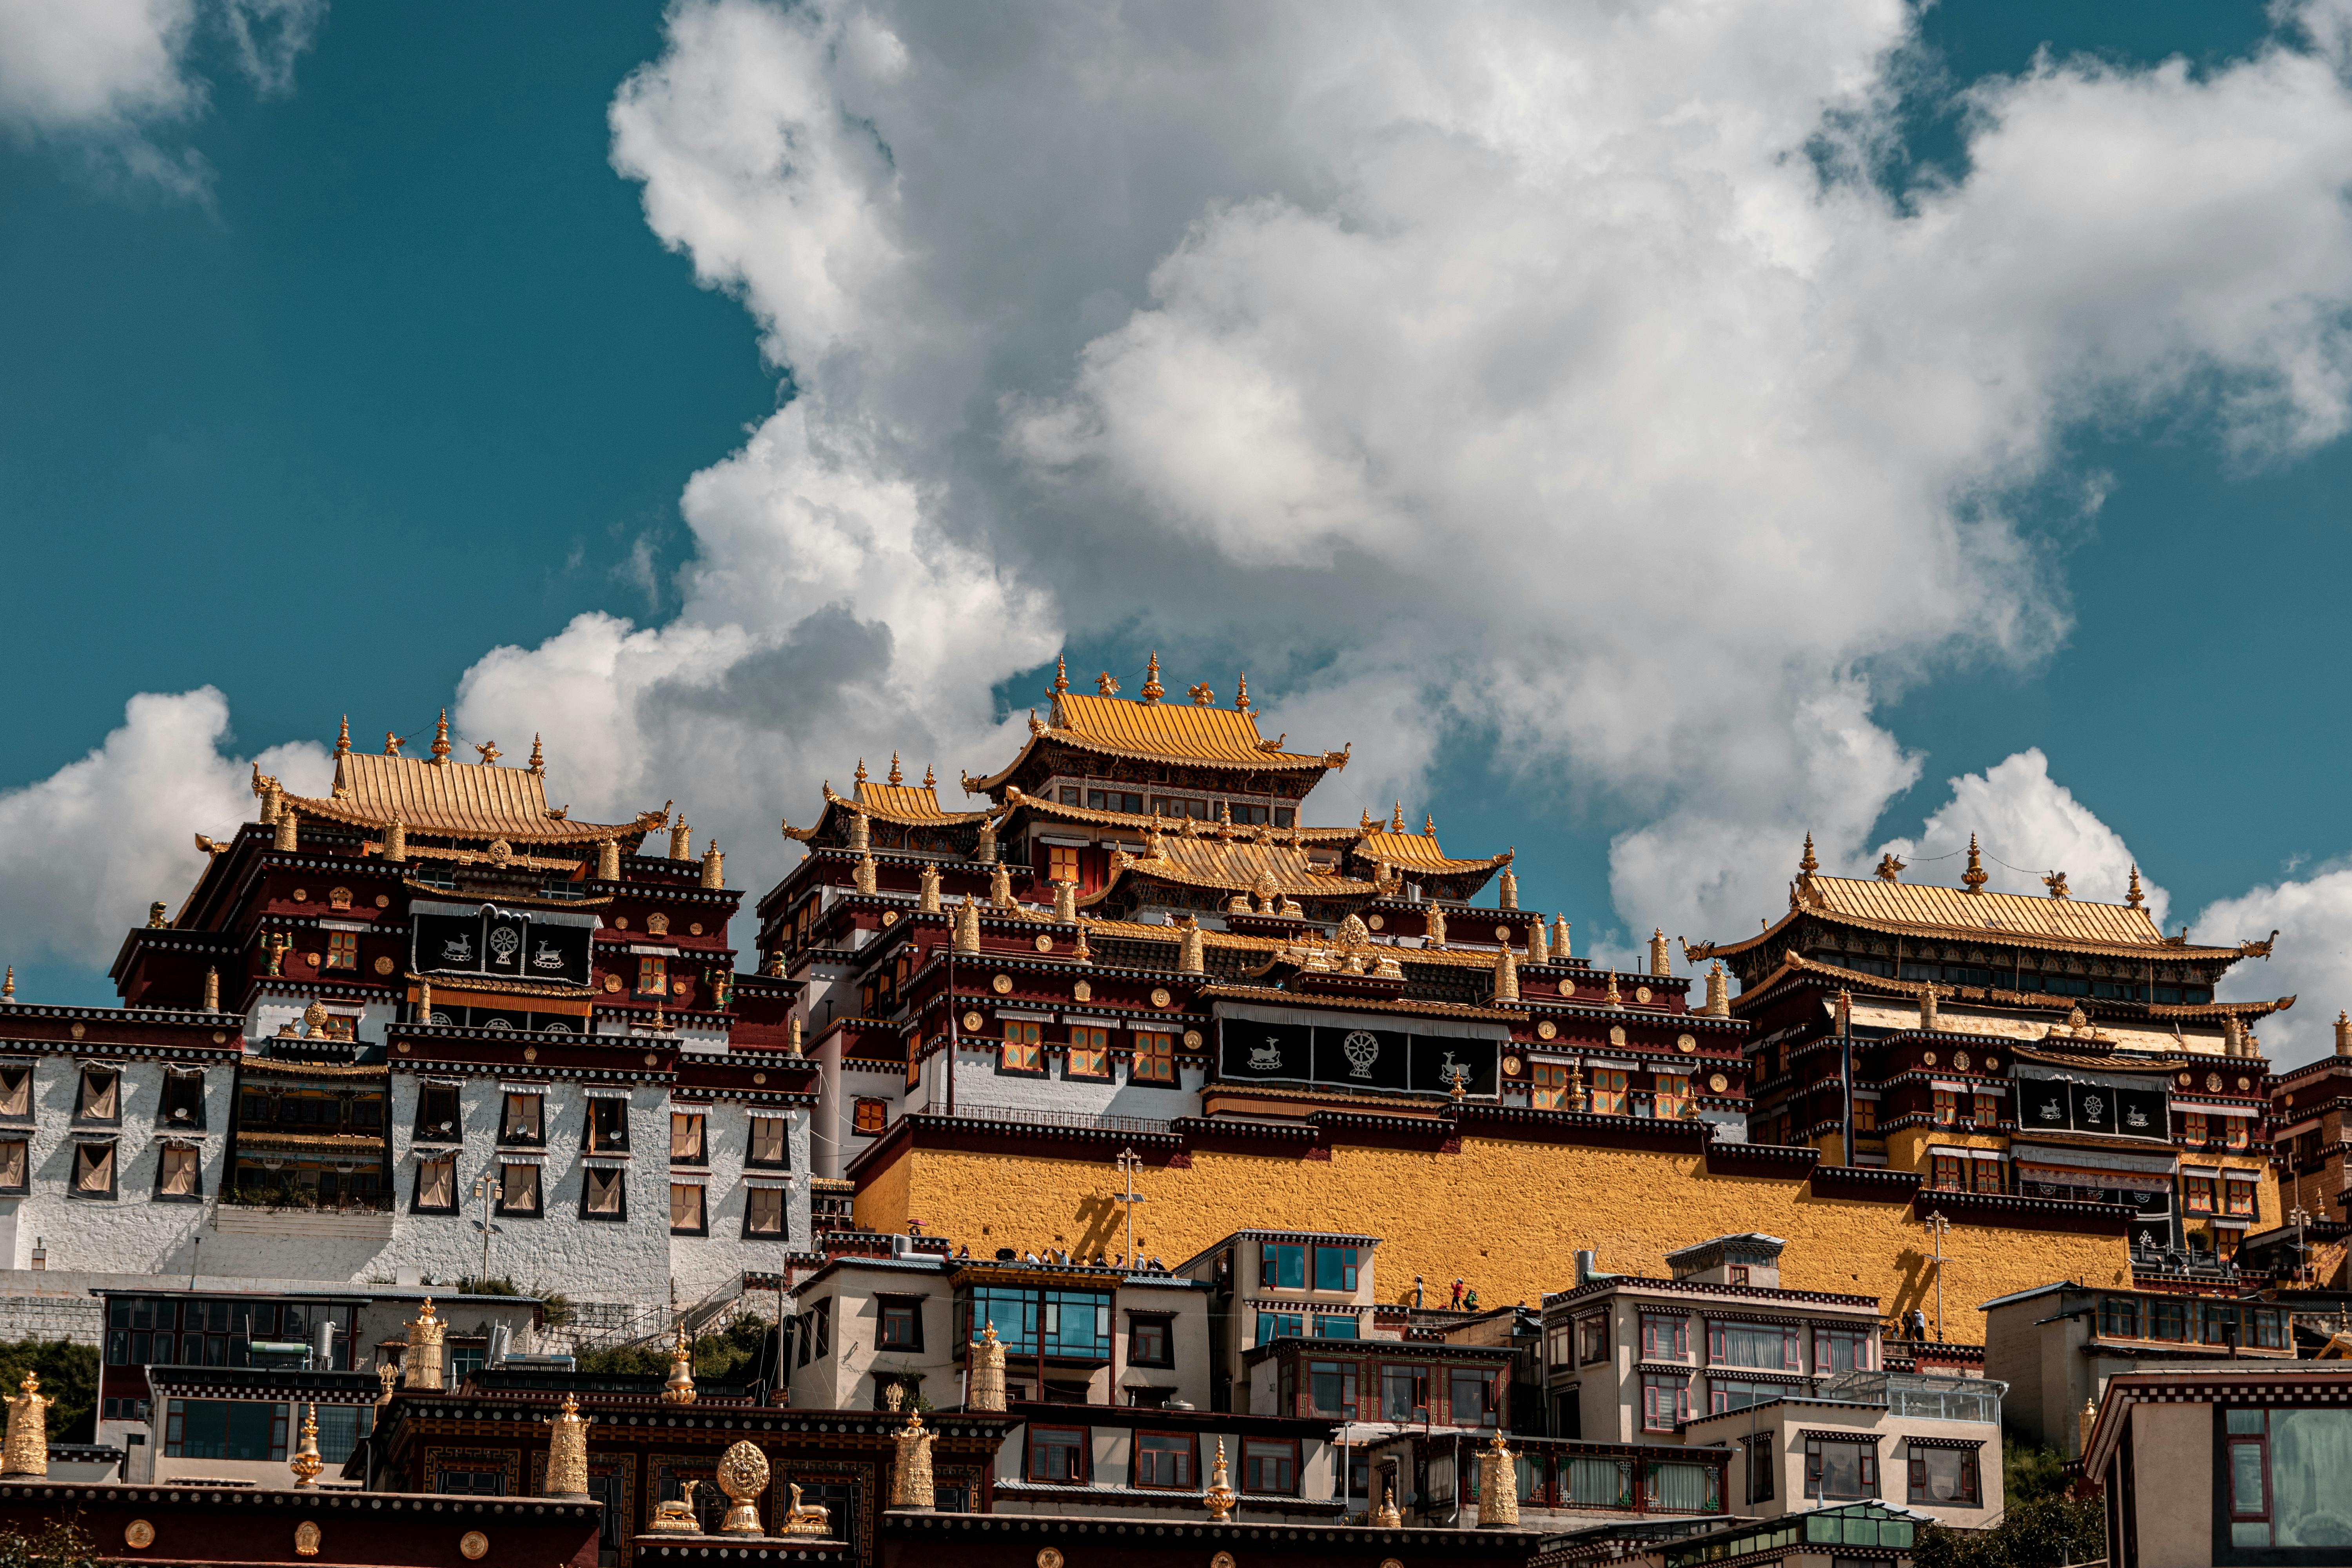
top-left (472, 1174), bottom-right (503, 1285)
top-left (1113, 1147), bottom-right (1145, 1267)
top-left (1926, 1211), bottom-right (1950, 1343)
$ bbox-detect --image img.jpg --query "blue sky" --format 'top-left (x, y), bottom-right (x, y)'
top-left (7, 0), bottom-right (2352, 1059)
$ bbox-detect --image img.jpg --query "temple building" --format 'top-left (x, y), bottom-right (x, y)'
top-left (0, 716), bottom-right (816, 1346)
top-left (757, 657), bottom-right (2140, 1333)
top-left (1686, 841), bottom-right (2283, 1271)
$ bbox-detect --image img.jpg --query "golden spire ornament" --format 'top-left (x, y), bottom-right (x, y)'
top-left (1051, 653), bottom-right (1070, 694)
top-left (888, 753), bottom-right (903, 786)
top-left (1234, 672), bottom-right (1251, 711)
top-left (1376, 1482), bottom-right (1402, 1528)
top-left (1962, 832), bottom-right (1988, 893)
top-left (923, 762), bottom-right (936, 789)
top-left (967, 1321), bottom-right (1007, 1412)
top-left (1475, 1429), bottom-right (1520, 1527)
top-left (661, 1323), bottom-right (697, 1405)
top-left (1391, 800), bottom-right (1406, 833)
top-left (334, 716), bottom-right (351, 759)
top-left (1203, 1438), bottom-right (1238, 1521)
top-left (0, 1372), bottom-right (51, 1477)
top-left (1604, 969), bottom-right (1622, 1008)
top-left (543, 1394), bottom-right (592, 1499)
top-left (403, 1299), bottom-right (445, 1389)
top-left (854, 758), bottom-right (868, 786)
top-left (1140, 651), bottom-right (1164, 704)
top-left (2126, 864), bottom-right (2145, 909)
top-left (1798, 832), bottom-right (1818, 877)
top-left (528, 733), bottom-right (544, 775)
top-left (429, 709), bottom-right (452, 765)
top-left (289, 1403), bottom-right (323, 1486)
top-left (890, 1408), bottom-right (936, 1511)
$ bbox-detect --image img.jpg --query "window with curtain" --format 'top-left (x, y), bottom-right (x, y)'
top-left (744, 1186), bottom-right (786, 1236)
top-left (1566, 1455), bottom-right (1632, 1507)
top-left (1380, 1364), bottom-right (1428, 1421)
top-left (160, 1072), bottom-right (205, 1128)
top-left (1907, 1443), bottom-right (1980, 1506)
top-left (496, 1163), bottom-right (541, 1216)
top-left (1804, 1436), bottom-right (1877, 1500)
top-left (748, 1116), bottom-right (788, 1167)
top-left (670, 1183), bottom-right (706, 1234)
top-left (414, 1083), bottom-right (461, 1142)
top-left (1646, 1460), bottom-right (1720, 1512)
top-left (1027, 1427), bottom-right (1085, 1483)
top-left (1066, 1027), bottom-right (1110, 1078)
top-left (1641, 1312), bottom-right (1689, 1360)
top-left (584, 1098), bottom-right (629, 1151)
top-left (1577, 1313), bottom-right (1610, 1365)
top-left (157, 1145), bottom-right (201, 1200)
top-left (669, 1111), bottom-right (705, 1162)
top-left (1452, 1368), bottom-right (1498, 1427)
top-left (0, 1067), bottom-right (29, 1119)
top-left (0, 1140), bottom-right (24, 1194)
top-left (1814, 1328), bottom-right (1873, 1374)
top-left (72, 1140), bottom-right (115, 1198)
top-left (1134, 1431), bottom-right (1194, 1488)
top-left (501, 1093), bottom-right (543, 1144)
top-left (413, 1157), bottom-right (456, 1213)
top-left (1307, 1359), bottom-right (1357, 1417)
top-left (1131, 1031), bottom-right (1175, 1084)
top-left (1708, 1322), bottom-right (1798, 1370)
top-left (1254, 1311), bottom-right (1302, 1347)
top-left (1640, 1373), bottom-right (1688, 1432)
top-left (582, 1166), bottom-right (626, 1220)
top-left (77, 1069), bottom-right (118, 1122)
top-left (1001, 1021), bottom-right (1042, 1073)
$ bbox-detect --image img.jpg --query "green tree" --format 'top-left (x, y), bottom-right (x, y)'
top-left (0, 1517), bottom-right (99, 1568)
top-left (1913, 1494), bottom-right (2105, 1568)
top-left (0, 1341), bottom-right (98, 1445)
top-left (574, 1314), bottom-right (772, 1382)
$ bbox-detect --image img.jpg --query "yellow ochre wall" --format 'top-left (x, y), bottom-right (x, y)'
top-left (858, 1137), bottom-right (2134, 1343)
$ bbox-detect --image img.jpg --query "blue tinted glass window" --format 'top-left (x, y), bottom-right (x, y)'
top-left (1313, 1315), bottom-right (1358, 1339)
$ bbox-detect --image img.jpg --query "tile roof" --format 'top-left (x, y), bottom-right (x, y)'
top-left (1706, 873), bottom-right (2242, 962)
top-left (1354, 829), bottom-right (1507, 875)
top-left (998, 787), bottom-right (1359, 842)
top-left (1103, 834), bottom-right (1379, 902)
top-left (288, 753), bottom-right (654, 845)
top-left (966, 691), bottom-right (1347, 792)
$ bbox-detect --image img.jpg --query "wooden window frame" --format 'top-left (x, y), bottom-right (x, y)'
top-left (0, 1138), bottom-right (27, 1197)
top-left (1905, 1441), bottom-right (1981, 1507)
top-left (69, 1139), bottom-right (118, 1201)
top-left (877, 1295), bottom-right (925, 1352)
top-left (324, 932), bottom-right (359, 971)
top-left (742, 1184), bottom-right (789, 1239)
top-left (670, 1111), bottom-right (707, 1165)
top-left (1639, 1372), bottom-right (1688, 1432)
top-left (668, 1181), bottom-right (706, 1236)
top-left (1931, 1154), bottom-right (1966, 1191)
top-left (410, 1155), bottom-right (458, 1215)
top-left (495, 1161), bottom-right (542, 1217)
top-left (1576, 1312), bottom-right (1610, 1365)
top-left (76, 1067), bottom-right (120, 1126)
top-left (0, 1065), bottom-right (29, 1121)
top-left (999, 1020), bottom-right (1044, 1076)
top-left (1132, 1429), bottom-right (1198, 1490)
top-left (2186, 1176), bottom-right (2216, 1214)
top-left (1130, 1032), bottom-right (1176, 1086)
top-left (579, 1165), bottom-right (628, 1223)
top-left (636, 956), bottom-right (667, 997)
top-left (153, 1142), bottom-right (204, 1203)
top-left (160, 1069), bottom-right (206, 1131)
top-left (583, 1097), bottom-right (630, 1153)
top-left (1240, 1437), bottom-right (1299, 1496)
top-left (2225, 1179), bottom-right (2257, 1218)
top-left (852, 1098), bottom-right (888, 1137)
top-left (413, 1082), bottom-right (462, 1144)
top-left (1127, 1313), bottom-right (1174, 1368)
top-left (1591, 1069), bottom-right (1629, 1116)
top-left (1640, 1312), bottom-right (1690, 1361)
top-left (1025, 1425), bottom-right (1088, 1484)
top-left (500, 1092), bottom-right (544, 1147)
top-left (1931, 1089), bottom-right (1959, 1126)
top-left (1530, 1061), bottom-right (1569, 1111)
top-left (1972, 1093), bottom-right (2000, 1129)
top-left (746, 1115), bottom-right (790, 1169)
top-left (1065, 1027), bottom-right (1111, 1081)
top-left (1802, 1435), bottom-right (1878, 1501)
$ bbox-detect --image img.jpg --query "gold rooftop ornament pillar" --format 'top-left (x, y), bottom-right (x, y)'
top-left (1920, 985), bottom-right (1940, 1033)
top-left (543, 1394), bottom-right (591, 1499)
top-left (2079, 1394), bottom-right (2098, 1459)
top-left (403, 1299), bottom-right (445, 1390)
top-left (702, 840), bottom-right (724, 889)
top-left (854, 853), bottom-right (879, 895)
top-left (988, 861), bottom-right (1013, 909)
top-left (890, 1408), bottom-right (936, 1511)
top-left (1203, 1438), bottom-right (1237, 1521)
top-left (0, 1372), bottom-right (51, 1477)
top-left (275, 806), bottom-right (299, 851)
top-left (2337, 1010), bottom-right (2350, 1058)
top-left (596, 838), bottom-right (619, 880)
top-left (385, 818), bottom-right (406, 863)
top-left (289, 1403), bottom-right (323, 1486)
top-left (1649, 928), bottom-right (1670, 976)
top-left (1376, 1483), bottom-right (1402, 1528)
top-left (917, 863), bottom-right (941, 913)
top-left (1491, 946), bottom-right (1518, 1004)
top-left (967, 1321), bottom-right (1006, 1412)
top-left (1476, 1430), bottom-right (1519, 1528)
top-left (1604, 969), bottom-right (1622, 1008)
top-left (716, 1441), bottom-right (771, 1535)
top-left (975, 815), bottom-right (997, 865)
top-left (661, 1324), bottom-right (697, 1405)
top-left (671, 818), bottom-right (693, 860)
top-left (203, 967), bottom-right (220, 1011)
top-left (1526, 918), bottom-right (1548, 965)
top-left (1424, 904), bottom-right (1446, 948)
top-left (1705, 962), bottom-right (1730, 1018)
top-left (1497, 865), bottom-right (1518, 910)
top-left (1177, 916), bottom-right (1204, 975)
top-left (1053, 880), bottom-right (1076, 924)
top-left (1553, 915), bottom-right (1570, 960)
top-left (953, 895), bottom-right (980, 955)
top-left (788, 1014), bottom-right (804, 1057)
top-left (149, 902), bottom-right (168, 929)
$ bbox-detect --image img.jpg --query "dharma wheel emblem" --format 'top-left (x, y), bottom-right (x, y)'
top-left (489, 927), bottom-right (520, 963)
top-left (1342, 1031), bottom-right (1380, 1078)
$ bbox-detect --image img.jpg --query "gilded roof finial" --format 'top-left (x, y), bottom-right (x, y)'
top-left (1187, 681), bottom-right (1214, 706)
top-left (2126, 864), bottom-right (2144, 909)
top-left (334, 716), bottom-right (350, 759)
top-left (1424, 812), bottom-right (1436, 838)
top-left (384, 730), bottom-right (404, 757)
top-left (1052, 653), bottom-right (1070, 695)
top-left (1096, 671), bottom-right (1120, 696)
top-left (888, 753), bottom-right (903, 786)
top-left (1961, 833), bottom-right (1987, 894)
top-left (661, 1322), bottom-right (697, 1405)
top-left (1798, 833), bottom-right (1818, 877)
top-left (1, 968), bottom-right (11, 1003)
top-left (1875, 853), bottom-right (1904, 883)
top-left (473, 739), bottom-right (501, 765)
top-left (429, 710), bottom-right (452, 766)
top-left (528, 733), bottom-right (545, 775)
top-left (2044, 869), bottom-right (2070, 900)
top-left (1235, 673), bottom-right (1251, 711)
top-left (923, 763), bottom-right (936, 789)
top-left (1391, 801), bottom-right (1405, 833)
top-left (855, 758), bottom-right (868, 787)
top-left (1140, 652), bottom-right (1164, 704)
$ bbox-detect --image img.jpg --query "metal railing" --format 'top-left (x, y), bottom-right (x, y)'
top-left (946, 1102), bottom-right (1174, 1138)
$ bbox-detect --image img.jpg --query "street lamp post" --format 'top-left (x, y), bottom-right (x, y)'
top-left (472, 1175), bottom-right (503, 1286)
top-left (1926, 1212), bottom-right (1950, 1343)
top-left (1112, 1148), bottom-right (1145, 1267)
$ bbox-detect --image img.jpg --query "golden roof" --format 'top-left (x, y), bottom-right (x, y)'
top-left (287, 751), bottom-right (655, 846)
top-left (1083, 833), bottom-right (1377, 906)
top-left (966, 688), bottom-right (1347, 794)
top-left (998, 786), bottom-right (1360, 842)
top-left (783, 772), bottom-right (991, 840)
top-left (1706, 872), bottom-right (2241, 962)
top-left (1355, 829), bottom-right (1510, 875)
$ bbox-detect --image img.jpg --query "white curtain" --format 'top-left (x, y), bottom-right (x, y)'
top-left (416, 1158), bottom-right (454, 1209)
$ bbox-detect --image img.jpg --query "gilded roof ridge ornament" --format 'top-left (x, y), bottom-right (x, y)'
top-left (1235, 672), bottom-right (1252, 712)
top-left (2125, 863), bottom-right (2143, 908)
top-left (384, 730), bottom-right (404, 757)
top-left (855, 759), bottom-right (868, 786)
top-left (1391, 801), bottom-right (1406, 833)
top-left (2238, 929), bottom-right (2279, 960)
top-left (1187, 681), bottom-right (1215, 706)
top-left (1875, 853), bottom-right (1904, 882)
top-left (430, 710), bottom-right (452, 766)
top-left (889, 753), bottom-right (903, 786)
top-left (473, 740), bottom-right (501, 766)
top-left (2043, 869), bottom-right (2069, 900)
top-left (528, 734), bottom-right (544, 775)
top-left (1961, 833), bottom-right (1988, 894)
top-left (1052, 653), bottom-right (1070, 695)
top-left (334, 716), bottom-right (350, 759)
top-left (924, 763), bottom-right (936, 789)
top-left (1096, 672), bottom-right (1120, 696)
top-left (1425, 812), bottom-right (1436, 838)
top-left (1798, 832), bottom-right (1818, 877)
top-left (1140, 652), bottom-right (1164, 704)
